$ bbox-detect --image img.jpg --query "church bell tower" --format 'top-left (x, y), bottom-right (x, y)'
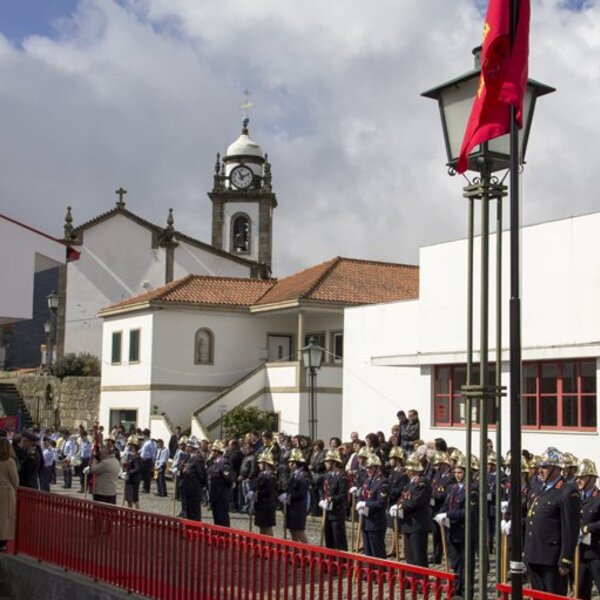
top-left (209, 116), bottom-right (277, 277)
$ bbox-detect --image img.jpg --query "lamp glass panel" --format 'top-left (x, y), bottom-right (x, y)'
top-left (309, 345), bottom-right (324, 369)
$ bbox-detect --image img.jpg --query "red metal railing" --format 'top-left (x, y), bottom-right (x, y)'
top-left (497, 583), bottom-right (571, 600)
top-left (16, 488), bottom-right (455, 600)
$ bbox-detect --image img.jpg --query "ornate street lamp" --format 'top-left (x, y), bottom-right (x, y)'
top-left (301, 337), bottom-right (324, 441)
top-left (423, 47), bottom-right (554, 600)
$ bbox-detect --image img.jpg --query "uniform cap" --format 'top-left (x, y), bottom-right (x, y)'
top-left (388, 446), bottom-right (405, 460)
top-left (324, 449), bottom-right (342, 464)
top-left (576, 458), bottom-right (598, 478)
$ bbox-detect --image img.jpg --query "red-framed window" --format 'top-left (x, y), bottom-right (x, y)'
top-left (522, 360), bottom-right (596, 431)
top-left (433, 364), bottom-right (497, 427)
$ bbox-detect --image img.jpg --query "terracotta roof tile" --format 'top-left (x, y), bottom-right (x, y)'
top-left (101, 257), bottom-right (419, 314)
top-left (256, 257), bottom-right (419, 306)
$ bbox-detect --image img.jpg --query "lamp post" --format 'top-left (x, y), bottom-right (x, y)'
top-left (423, 47), bottom-right (554, 600)
top-left (45, 291), bottom-right (60, 370)
top-left (301, 337), bottom-right (324, 441)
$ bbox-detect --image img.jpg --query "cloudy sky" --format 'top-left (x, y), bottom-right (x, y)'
top-left (0, 0), bottom-right (598, 275)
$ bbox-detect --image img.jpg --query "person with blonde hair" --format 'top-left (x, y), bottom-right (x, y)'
top-left (0, 438), bottom-right (19, 551)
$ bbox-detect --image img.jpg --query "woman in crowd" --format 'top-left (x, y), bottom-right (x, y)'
top-left (0, 437), bottom-right (19, 551)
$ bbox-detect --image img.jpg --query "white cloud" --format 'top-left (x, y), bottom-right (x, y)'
top-left (0, 0), bottom-right (598, 276)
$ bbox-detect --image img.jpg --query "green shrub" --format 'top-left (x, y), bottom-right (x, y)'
top-left (51, 352), bottom-right (101, 379)
top-left (221, 405), bottom-right (276, 439)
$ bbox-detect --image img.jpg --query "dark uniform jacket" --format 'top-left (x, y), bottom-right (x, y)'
top-left (125, 454), bottom-right (143, 485)
top-left (524, 476), bottom-right (581, 568)
top-left (580, 487), bottom-right (600, 561)
top-left (399, 475), bottom-right (432, 534)
top-left (432, 468), bottom-right (455, 513)
top-left (286, 468), bottom-right (310, 531)
top-left (389, 468), bottom-right (409, 505)
top-left (208, 458), bottom-right (235, 503)
top-left (182, 456), bottom-right (208, 497)
top-left (252, 470), bottom-right (277, 528)
top-left (443, 481), bottom-right (478, 543)
top-left (362, 474), bottom-right (390, 532)
top-left (17, 446), bottom-right (42, 489)
top-left (323, 469), bottom-right (348, 521)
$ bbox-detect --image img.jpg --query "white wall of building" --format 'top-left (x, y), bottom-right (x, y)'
top-left (0, 216), bottom-right (66, 324)
top-left (343, 212), bottom-right (600, 456)
top-left (173, 239), bottom-right (250, 279)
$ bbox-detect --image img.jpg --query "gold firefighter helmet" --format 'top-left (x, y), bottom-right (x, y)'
top-left (539, 447), bottom-right (563, 468)
top-left (471, 455), bottom-right (480, 471)
top-left (324, 449), bottom-right (342, 464)
top-left (389, 446), bottom-right (405, 460)
top-left (562, 452), bottom-right (579, 469)
top-left (288, 448), bottom-right (306, 463)
top-left (433, 451), bottom-right (450, 466)
top-left (576, 458), bottom-right (598, 478)
top-left (487, 451), bottom-right (497, 465)
top-left (211, 439), bottom-right (226, 453)
top-left (454, 456), bottom-right (467, 470)
top-left (449, 448), bottom-right (465, 463)
top-left (357, 446), bottom-right (370, 459)
top-left (367, 453), bottom-right (382, 468)
top-left (405, 453), bottom-right (424, 472)
top-left (127, 435), bottom-right (139, 447)
top-left (257, 451), bottom-right (276, 467)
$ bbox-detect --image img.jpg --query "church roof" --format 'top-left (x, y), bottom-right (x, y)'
top-left (254, 257), bottom-right (419, 308)
top-left (100, 257), bottom-right (419, 315)
top-left (70, 204), bottom-right (258, 268)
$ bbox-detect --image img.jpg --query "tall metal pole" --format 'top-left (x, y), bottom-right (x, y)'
top-left (509, 1), bottom-right (526, 599)
top-left (309, 368), bottom-right (317, 441)
top-left (465, 196), bottom-right (475, 600)
top-left (479, 165), bottom-right (491, 600)
top-left (495, 196), bottom-right (503, 589)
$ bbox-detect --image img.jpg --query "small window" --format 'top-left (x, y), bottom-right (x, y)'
top-left (231, 213), bottom-right (250, 254)
top-left (331, 331), bottom-right (343, 364)
top-left (111, 331), bottom-right (122, 364)
top-left (129, 329), bottom-right (140, 363)
top-left (195, 328), bottom-right (214, 365)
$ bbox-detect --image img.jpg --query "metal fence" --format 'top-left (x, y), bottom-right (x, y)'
top-left (16, 488), bottom-right (456, 600)
top-left (497, 583), bottom-right (572, 600)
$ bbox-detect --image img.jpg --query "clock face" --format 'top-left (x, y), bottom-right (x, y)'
top-left (230, 165), bottom-right (253, 189)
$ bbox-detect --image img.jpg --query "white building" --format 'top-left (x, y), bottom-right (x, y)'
top-left (343, 211), bottom-right (600, 457)
top-left (61, 121), bottom-right (276, 359)
top-left (97, 257), bottom-right (419, 439)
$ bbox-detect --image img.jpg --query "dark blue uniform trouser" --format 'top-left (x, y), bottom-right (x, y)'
top-left (324, 518), bottom-right (348, 551)
top-left (363, 527), bottom-right (386, 558)
top-left (404, 532), bottom-right (428, 567)
top-left (185, 494), bottom-right (202, 521)
top-left (527, 563), bottom-right (568, 596)
top-left (579, 558), bottom-right (600, 600)
top-left (211, 501), bottom-right (230, 527)
top-left (449, 539), bottom-right (476, 598)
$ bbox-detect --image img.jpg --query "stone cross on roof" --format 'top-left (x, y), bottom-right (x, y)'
top-left (115, 187), bottom-right (127, 208)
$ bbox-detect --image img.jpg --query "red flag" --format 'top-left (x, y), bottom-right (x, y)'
top-left (456, 0), bottom-right (530, 174)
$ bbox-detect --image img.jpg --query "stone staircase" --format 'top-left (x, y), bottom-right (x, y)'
top-left (0, 381), bottom-right (33, 429)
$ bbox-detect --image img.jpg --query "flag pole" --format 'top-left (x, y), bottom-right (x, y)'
top-left (509, 2), bottom-right (525, 600)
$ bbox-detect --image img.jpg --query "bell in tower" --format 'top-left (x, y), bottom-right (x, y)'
top-left (209, 100), bottom-right (277, 277)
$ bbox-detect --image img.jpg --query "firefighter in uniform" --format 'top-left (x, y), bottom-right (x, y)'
top-left (320, 449), bottom-right (348, 551)
top-left (563, 452), bottom-right (580, 485)
top-left (430, 451), bottom-right (455, 565)
top-left (208, 440), bottom-right (235, 527)
top-left (524, 447), bottom-right (581, 596)
top-left (575, 458), bottom-right (600, 600)
top-left (250, 451), bottom-right (278, 536)
top-left (356, 453), bottom-right (389, 558)
top-left (280, 448), bottom-right (310, 543)
top-left (392, 452), bottom-right (432, 568)
top-left (436, 455), bottom-right (477, 599)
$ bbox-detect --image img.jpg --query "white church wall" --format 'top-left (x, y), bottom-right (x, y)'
top-left (99, 390), bottom-right (151, 433)
top-left (173, 240), bottom-right (251, 279)
top-left (65, 215), bottom-right (166, 357)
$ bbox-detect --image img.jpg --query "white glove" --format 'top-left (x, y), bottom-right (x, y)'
top-left (278, 493), bottom-right (288, 504)
top-left (349, 486), bottom-right (358, 495)
top-left (172, 467), bottom-right (179, 476)
top-left (247, 491), bottom-right (255, 501)
top-left (83, 466), bottom-right (91, 475)
top-left (356, 501), bottom-right (366, 516)
top-left (501, 500), bottom-right (509, 513)
top-left (389, 505), bottom-right (398, 518)
top-left (443, 517), bottom-right (450, 529)
top-left (580, 530), bottom-right (592, 546)
top-left (434, 512), bottom-right (447, 524)
top-left (324, 501), bottom-right (332, 512)
top-left (318, 499), bottom-right (328, 510)
top-left (501, 520), bottom-right (511, 536)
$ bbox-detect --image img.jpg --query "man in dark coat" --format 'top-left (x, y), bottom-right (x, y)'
top-left (430, 451), bottom-right (455, 565)
top-left (16, 431), bottom-right (42, 489)
top-left (394, 452), bottom-right (432, 568)
top-left (249, 451), bottom-right (277, 535)
top-left (524, 447), bottom-right (581, 596)
top-left (181, 441), bottom-right (208, 521)
top-left (575, 459), bottom-right (600, 600)
top-left (357, 453), bottom-right (389, 559)
top-left (208, 440), bottom-right (235, 527)
top-left (280, 448), bottom-right (310, 543)
top-left (320, 449), bottom-right (348, 551)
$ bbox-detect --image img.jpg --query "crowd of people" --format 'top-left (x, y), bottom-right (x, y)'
top-left (1, 407), bottom-right (599, 600)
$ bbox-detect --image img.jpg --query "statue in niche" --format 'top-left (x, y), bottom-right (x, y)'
top-left (195, 329), bottom-right (212, 364)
